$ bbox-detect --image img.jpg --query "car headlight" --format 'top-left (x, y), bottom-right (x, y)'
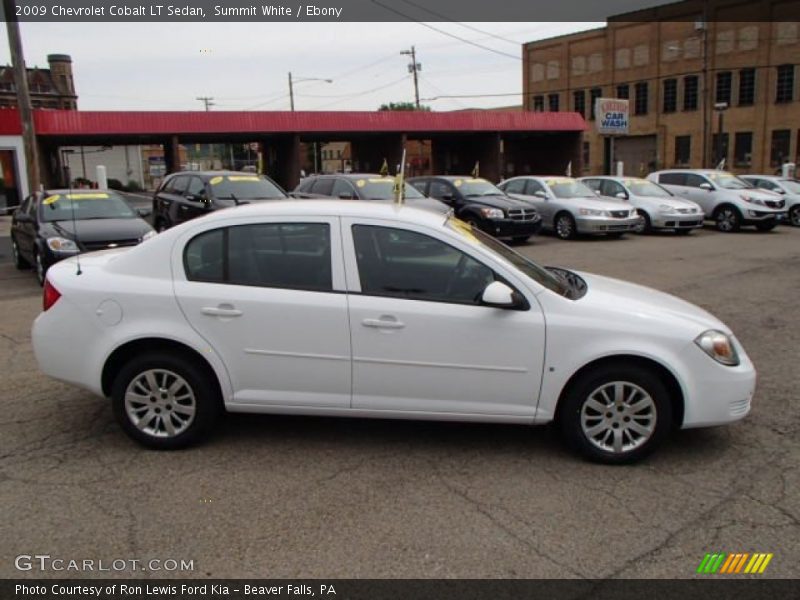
top-left (579, 208), bottom-right (610, 217)
top-left (140, 230), bottom-right (157, 242)
top-left (741, 195), bottom-right (764, 206)
top-left (694, 330), bottom-right (740, 366)
top-left (479, 208), bottom-right (504, 219)
top-left (658, 204), bottom-right (673, 214)
top-left (46, 237), bottom-right (79, 253)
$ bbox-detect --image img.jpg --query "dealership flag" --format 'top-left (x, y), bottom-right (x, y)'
top-left (471, 161), bottom-right (480, 178)
top-left (566, 161), bottom-right (572, 177)
top-left (379, 158), bottom-right (389, 177)
top-left (394, 149), bottom-right (407, 205)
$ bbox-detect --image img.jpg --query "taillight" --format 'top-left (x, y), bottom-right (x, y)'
top-left (43, 279), bottom-right (61, 311)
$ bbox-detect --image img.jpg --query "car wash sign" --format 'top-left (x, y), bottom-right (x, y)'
top-left (595, 98), bottom-right (629, 135)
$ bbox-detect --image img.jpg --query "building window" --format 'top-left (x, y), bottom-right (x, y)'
top-left (716, 71), bottom-right (732, 105)
top-left (573, 90), bottom-right (585, 117)
top-left (770, 129), bottom-right (791, 165)
top-left (582, 141), bottom-right (590, 171)
top-left (683, 75), bottom-right (699, 111)
top-left (616, 84), bottom-right (629, 99)
top-left (548, 93), bottom-right (560, 112)
top-left (734, 132), bottom-right (753, 167)
top-left (674, 135), bottom-right (691, 166)
top-left (738, 68), bottom-right (756, 106)
top-left (776, 65), bottom-right (794, 103)
top-left (712, 133), bottom-right (729, 165)
top-left (663, 79), bottom-right (677, 113)
top-left (532, 95), bottom-right (544, 111)
top-left (589, 87), bottom-right (602, 120)
top-left (634, 82), bottom-right (648, 115)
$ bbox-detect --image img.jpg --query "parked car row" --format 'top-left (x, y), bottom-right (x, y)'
top-left (10, 167), bottom-right (799, 285)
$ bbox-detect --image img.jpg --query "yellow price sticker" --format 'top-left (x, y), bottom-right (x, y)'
top-left (65, 193), bottom-right (109, 200)
top-left (454, 179), bottom-right (463, 187)
top-left (209, 176), bottom-right (224, 185)
top-left (227, 176), bottom-right (260, 182)
top-left (356, 179), bottom-right (366, 188)
top-left (449, 217), bottom-right (480, 244)
top-left (43, 195), bottom-right (61, 205)
top-left (368, 178), bottom-right (392, 184)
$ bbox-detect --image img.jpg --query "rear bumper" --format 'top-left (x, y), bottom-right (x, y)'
top-left (576, 216), bottom-right (640, 234)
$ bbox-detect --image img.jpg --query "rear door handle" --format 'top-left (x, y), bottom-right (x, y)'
top-left (362, 317), bottom-right (405, 330)
top-left (202, 305), bottom-right (243, 318)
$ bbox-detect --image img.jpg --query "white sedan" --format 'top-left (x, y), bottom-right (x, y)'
top-left (32, 201), bottom-right (756, 463)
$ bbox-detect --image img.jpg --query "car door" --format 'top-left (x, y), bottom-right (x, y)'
top-left (164, 175), bottom-right (190, 225)
top-left (341, 218), bottom-right (545, 417)
top-left (173, 217), bottom-right (351, 408)
top-left (179, 176), bottom-right (210, 222)
top-left (600, 179), bottom-right (627, 200)
top-left (681, 173), bottom-right (716, 214)
top-left (522, 179), bottom-right (553, 225)
top-left (12, 194), bottom-right (36, 259)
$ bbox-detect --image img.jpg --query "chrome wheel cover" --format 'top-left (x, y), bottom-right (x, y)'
top-left (717, 209), bottom-right (737, 231)
top-left (580, 381), bottom-right (657, 454)
top-left (124, 369), bottom-right (196, 438)
top-left (556, 215), bottom-right (573, 239)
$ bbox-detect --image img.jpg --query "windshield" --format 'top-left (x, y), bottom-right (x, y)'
top-left (210, 174), bottom-right (286, 200)
top-left (454, 178), bottom-right (503, 197)
top-left (356, 178), bottom-right (424, 200)
top-left (625, 180), bottom-right (673, 198)
top-left (780, 179), bottom-right (800, 194)
top-left (547, 179), bottom-right (596, 199)
top-left (445, 216), bottom-right (570, 297)
top-left (39, 191), bottom-right (137, 222)
top-left (707, 172), bottom-right (751, 190)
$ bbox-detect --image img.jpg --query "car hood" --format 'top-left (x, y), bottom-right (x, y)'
top-left (462, 194), bottom-right (531, 210)
top-left (561, 196), bottom-right (635, 211)
top-left (572, 270), bottom-right (728, 334)
top-left (49, 218), bottom-right (153, 242)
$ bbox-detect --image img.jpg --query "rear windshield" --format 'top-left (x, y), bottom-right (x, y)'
top-left (39, 191), bottom-right (137, 222)
top-left (209, 175), bottom-right (287, 200)
top-left (353, 177), bottom-right (424, 200)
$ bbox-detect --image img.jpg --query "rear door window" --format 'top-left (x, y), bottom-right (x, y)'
top-left (658, 173), bottom-right (687, 186)
top-left (503, 179), bottom-right (527, 194)
top-left (310, 178), bottom-right (335, 196)
top-left (331, 179), bottom-right (357, 199)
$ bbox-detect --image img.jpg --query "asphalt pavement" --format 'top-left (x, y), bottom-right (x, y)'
top-left (0, 220), bottom-right (798, 579)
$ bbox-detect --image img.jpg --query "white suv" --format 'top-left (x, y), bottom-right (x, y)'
top-left (647, 170), bottom-right (786, 232)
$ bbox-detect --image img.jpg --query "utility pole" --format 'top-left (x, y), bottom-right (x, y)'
top-left (196, 96), bottom-right (215, 111)
top-left (4, 0), bottom-right (40, 193)
top-left (288, 72), bottom-right (294, 111)
top-left (401, 46), bottom-right (421, 109)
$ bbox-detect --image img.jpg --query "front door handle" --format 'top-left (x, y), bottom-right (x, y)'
top-left (202, 304), bottom-right (243, 318)
top-left (362, 317), bottom-right (405, 330)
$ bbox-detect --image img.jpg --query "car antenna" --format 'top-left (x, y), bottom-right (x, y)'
top-left (230, 192), bottom-right (241, 206)
top-left (61, 149), bottom-right (82, 276)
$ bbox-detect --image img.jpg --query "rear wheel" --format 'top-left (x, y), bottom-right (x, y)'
top-left (111, 352), bottom-right (222, 450)
top-left (33, 248), bottom-right (46, 286)
top-left (790, 205), bottom-right (800, 228)
top-left (11, 236), bottom-right (29, 269)
top-left (755, 220), bottom-right (777, 232)
top-left (554, 212), bottom-right (577, 240)
top-left (558, 363), bottom-right (673, 464)
top-left (713, 205), bottom-right (742, 232)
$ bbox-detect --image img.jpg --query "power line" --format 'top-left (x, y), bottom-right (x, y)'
top-left (311, 75), bottom-right (412, 109)
top-left (196, 96), bottom-right (215, 111)
top-left (370, 0), bottom-right (521, 61)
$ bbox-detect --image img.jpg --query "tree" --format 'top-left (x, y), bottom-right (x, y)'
top-left (378, 102), bottom-right (431, 112)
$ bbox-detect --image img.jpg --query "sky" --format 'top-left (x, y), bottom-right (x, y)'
top-left (0, 21), bottom-right (599, 112)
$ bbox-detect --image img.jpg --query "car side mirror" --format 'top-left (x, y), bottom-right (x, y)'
top-left (699, 182), bottom-right (713, 191)
top-left (534, 190), bottom-right (547, 198)
top-left (616, 192), bottom-right (628, 200)
top-left (481, 281), bottom-right (519, 308)
top-left (441, 193), bottom-right (454, 202)
top-left (136, 206), bottom-right (152, 218)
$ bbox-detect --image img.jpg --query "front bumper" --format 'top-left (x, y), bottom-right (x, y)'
top-left (652, 213), bottom-right (705, 229)
top-left (575, 215), bottom-right (640, 234)
top-left (489, 218), bottom-right (543, 238)
top-left (742, 210), bottom-right (786, 224)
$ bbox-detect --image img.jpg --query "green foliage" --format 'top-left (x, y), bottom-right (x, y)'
top-left (378, 102), bottom-right (431, 112)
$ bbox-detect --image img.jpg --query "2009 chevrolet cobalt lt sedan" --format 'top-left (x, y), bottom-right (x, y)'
top-left (32, 201), bottom-right (755, 463)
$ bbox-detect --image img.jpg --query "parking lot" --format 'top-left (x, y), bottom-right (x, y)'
top-left (0, 220), bottom-right (798, 579)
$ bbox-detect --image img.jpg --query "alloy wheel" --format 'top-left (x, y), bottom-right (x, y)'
top-left (580, 381), bottom-right (657, 454)
top-left (34, 251), bottom-right (45, 285)
top-left (716, 208), bottom-right (738, 232)
top-left (791, 206), bottom-right (800, 228)
top-left (124, 369), bottom-right (197, 438)
top-left (555, 215), bottom-right (574, 239)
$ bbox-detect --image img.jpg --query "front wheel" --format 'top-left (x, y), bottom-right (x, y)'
top-left (111, 352), bottom-right (222, 450)
top-left (790, 205), bottom-right (800, 228)
top-left (33, 248), bottom-right (46, 286)
top-left (714, 205), bottom-right (742, 233)
top-left (554, 213), bottom-right (577, 240)
top-left (634, 210), bottom-right (651, 234)
top-left (558, 364), bottom-right (673, 464)
top-left (11, 237), bottom-right (29, 269)
top-left (755, 221), bottom-right (777, 232)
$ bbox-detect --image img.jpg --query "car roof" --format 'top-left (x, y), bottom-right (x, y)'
top-left (42, 189), bottom-right (124, 196)
top-left (167, 170), bottom-right (265, 180)
top-left (306, 173), bottom-right (391, 180)
top-left (582, 175), bottom-right (648, 182)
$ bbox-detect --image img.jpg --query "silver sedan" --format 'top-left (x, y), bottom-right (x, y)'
top-left (580, 176), bottom-right (705, 234)
top-left (499, 176), bottom-right (640, 240)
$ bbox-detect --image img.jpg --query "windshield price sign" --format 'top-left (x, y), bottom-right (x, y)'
top-left (595, 98), bottom-right (629, 135)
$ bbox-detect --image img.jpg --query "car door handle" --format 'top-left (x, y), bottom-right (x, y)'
top-left (202, 305), bottom-right (243, 318)
top-left (362, 317), bottom-right (405, 329)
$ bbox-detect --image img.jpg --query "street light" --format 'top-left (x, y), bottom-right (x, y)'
top-left (287, 72), bottom-right (333, 111)
top-left (714, 101), bottom-right (728, 169)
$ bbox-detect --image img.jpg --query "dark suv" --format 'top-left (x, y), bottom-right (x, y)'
top-left (153, 171), bottom-right (287, 231)
top-left (409, 176), bottom-right (541, 242)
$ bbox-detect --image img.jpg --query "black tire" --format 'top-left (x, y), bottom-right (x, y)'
top-left (512, 236), bottom-right (531, 244)
top-left (554, 212), bottom-right (577, 240)
top-left (635, 210), bottom-right (651, 234)
top-left (557, 363), bottom-right (673, 464)
top-left (10, 236), bottom-right (29, 269)
top-left (790, 205), bottom-right (800, 228)
top-left (755, 221), bottom-right (777, 232)
top-left (33, 248), bottom-right (46, 286)
top-left (713, 204), bottom-right (742, 233)
top-left (111, 352), bottom-right (222, 450)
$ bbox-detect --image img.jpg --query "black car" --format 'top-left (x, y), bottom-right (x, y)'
top-left (152, 171), bottom-right (287, 231)
top-left (292, 173), bottom-right (449, 214)
top-left (11, 189), bottom-right (155, 285)
top-left (408, 176), bottom-right (542, 242)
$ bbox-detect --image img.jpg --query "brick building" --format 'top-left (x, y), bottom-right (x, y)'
top-left (523, 0), bottom-right (800, 176)
top-left (0, 54), bottom-right (78, 110)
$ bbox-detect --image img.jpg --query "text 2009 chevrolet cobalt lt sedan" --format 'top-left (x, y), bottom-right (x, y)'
top-left (32, 201), bottom-right (755, 463)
